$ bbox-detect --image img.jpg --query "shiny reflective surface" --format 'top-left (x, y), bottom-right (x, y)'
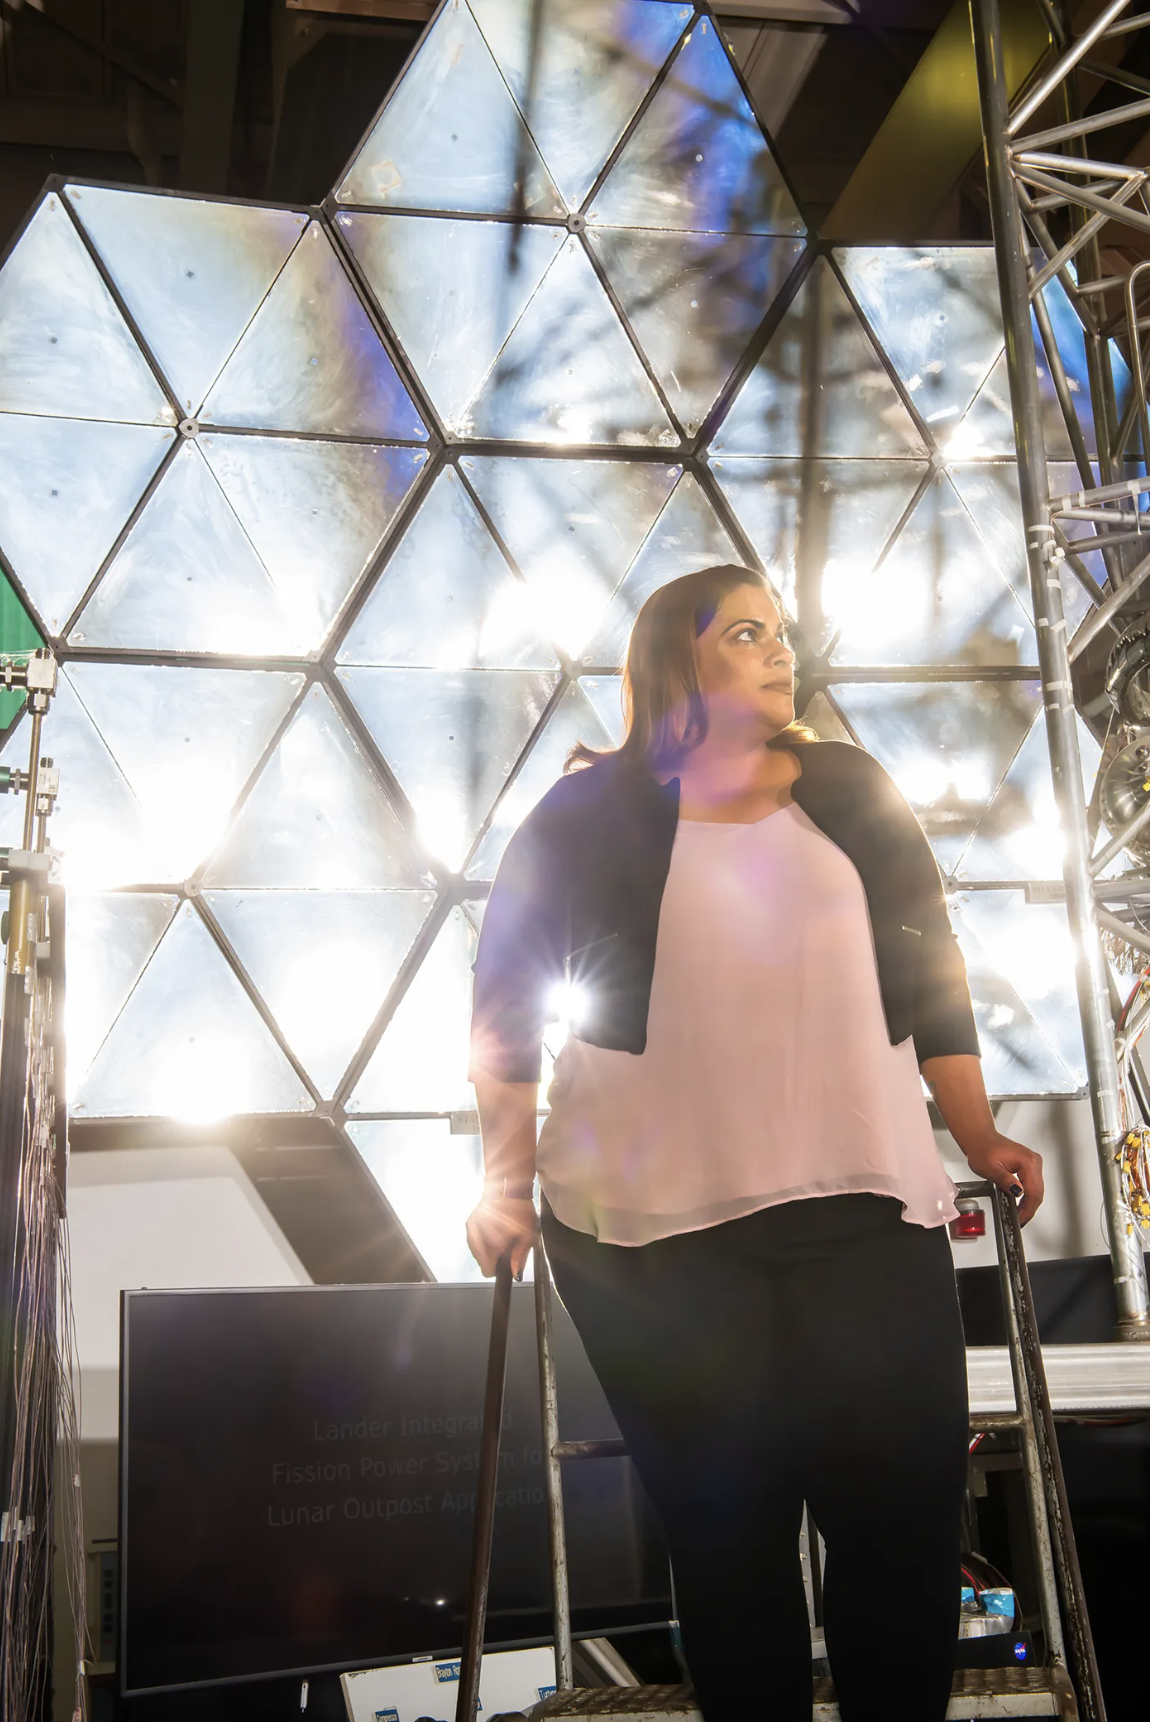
top-left (0, 414), bottom-right (173, 633)
top-left (952, 892), bottom-right (1086, 1095)
top-left (713, 256), bottom-right (927, 458)
top-left (467, 679), bottom-right (611, 878)
top-left (204, 686), bottom-right (427, 889)
top-left (831, 680), bottom-right (1044, 873)
top-left (66, 663), bottom-right (302, 880)
top-left (589, 228), bottom-right (803, 434)
top-left (347, 907), bottom-right (478, 1112)
top-left (713, 455), bottom-right (926, 621)
top-left (955, 711), bottom-right (1101, 882)
top-left (339, 212), bottom-right (564, 431)
top-left (588, 16), bottom-right (802, 235)
top-left (64, 892), bottom-right (179, 1095)
top-left (74, 902), bottom-right (312, 1118)
top-left (471, 0), bottom-right (690, 210)
top-left (71, 441), bottom-right (305, 654)
top-left (207, 888), bottom-right (434, 1097)
top-left (0, 195), bottom-right (173, 425)
top-left (827, 473), bottom-right (1034, 668)
top-left (463, 455), bottom-right (678, 655)
top-left (836, 248), bottom-right (1003, 435)
top-left (339, 665), bottom-right (559, 869)
top-left (202, 221), bottom-right (426, 439)
top-left (585, 470), bottom-right (739, 667)
top-left (202, 434), bottom-right (426, 650)
top-left (339, 466), bottom-right (557, 669)
top-left (461, 236), bottom-right (676, 445)
top-left (347, 1119), bottom-right (487, 1281)
top-left (66, 185), bottom-right (307, 414)
top-left (336, 0), bottom-right (563, 217)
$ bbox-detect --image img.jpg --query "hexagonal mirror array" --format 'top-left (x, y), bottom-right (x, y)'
top-left (0, 0), bottom-right (1103, 1278)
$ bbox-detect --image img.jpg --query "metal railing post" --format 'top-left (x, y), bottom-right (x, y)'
top-left (971, 0), bottom-right (1150, 1337)
top-left (534, 1240), bottom-right (574, 1690)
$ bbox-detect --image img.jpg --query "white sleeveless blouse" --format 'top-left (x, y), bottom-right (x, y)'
top-left (536, 801), bottom-right (958, 1245)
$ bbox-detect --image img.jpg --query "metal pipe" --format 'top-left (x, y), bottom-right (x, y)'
top-left (1096, 905), bottom-right (1150, 959)
top-left (1008, 0), bottom-right (1134, 137)
top-left (1018, 94), bottom-right (1150, 150)
top-left (989, 1189), bottom-right (1065, 1664)
top-left (994, 1187), bottom-right (1108, 1719)
top-left (1124, 260), bottom-right (1150, 466)
top-left (1031, 284), bottom-right (1095, 491)
top-left (1070, 547), bottom-right (1150, 661)
top-left (533, 1242), bottom-right (573, 1690)
top-left (1013, 166), bottom-right (1150, 235)
top-left (973, 0), bottom-right (1150, 1335)
top-left (455, 1253), bottom-right (514, 1722)
top-left (1089, 799), bottom-right (1150, 877)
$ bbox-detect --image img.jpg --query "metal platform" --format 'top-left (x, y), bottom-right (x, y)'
top-left (528, 1666), bottom-right (1077, 1721)
top-left (968, 1343), bottom-right (1150, 1414)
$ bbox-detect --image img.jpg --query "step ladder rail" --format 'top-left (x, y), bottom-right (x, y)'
top-left (455, 1250), bottom-right (515, 1722)
top-left (535, 1241), bottom-right (574, 1690)
top-left (960, 1178), bottom-right (1066, 1671)
top-left (984, 1181), bottom-right (1107, 1722)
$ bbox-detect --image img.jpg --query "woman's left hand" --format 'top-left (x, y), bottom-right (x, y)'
top-left (961, 1132), bottom-right (1044, 1225)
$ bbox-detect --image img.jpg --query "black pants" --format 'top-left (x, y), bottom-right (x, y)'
top-left (542, 1192), bottom-right (970, 1722)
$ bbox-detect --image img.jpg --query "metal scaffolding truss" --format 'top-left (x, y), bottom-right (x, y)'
top-left (973, 0), bottom-right (1150, 1336)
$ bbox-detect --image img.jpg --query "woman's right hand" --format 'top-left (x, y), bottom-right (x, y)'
top-left (466, 1193), bottom-right (538, 1278)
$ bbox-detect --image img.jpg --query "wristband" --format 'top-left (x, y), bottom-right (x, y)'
top-left (485, 1177), bottom-right (535, 1201)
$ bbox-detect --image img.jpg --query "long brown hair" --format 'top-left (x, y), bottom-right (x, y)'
top-left (568, 564), bottom-right (816, 773)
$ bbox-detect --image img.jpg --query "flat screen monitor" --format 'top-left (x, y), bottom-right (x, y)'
top-left (119, 1283), bottom-right (671, 1695)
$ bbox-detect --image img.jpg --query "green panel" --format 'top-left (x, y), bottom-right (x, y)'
top-left (0, 568), bottom-right (43, 731)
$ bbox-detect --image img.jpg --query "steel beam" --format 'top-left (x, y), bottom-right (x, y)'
top-left (972, 0), bottom-right (1150, 1339)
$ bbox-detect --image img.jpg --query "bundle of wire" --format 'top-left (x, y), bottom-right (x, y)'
top-left (1114, 968), bottom-right (1150, 1230)
top-left (0, 897), bottom-right (86, 1722)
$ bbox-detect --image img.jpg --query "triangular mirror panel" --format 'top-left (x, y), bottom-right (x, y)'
top-left (587, 228), bottom-right (804, 435)
top-left (584, 470), bottom-right (740, 668)
top-left (463, 455), bottom-right (678, 656)
top-left (799, 691), bottom-right (855, 744)
top-left (712, 456), bottom-right (925, 622)
top-left (335, 0), bottom-right (563, 217)
top-left (73, 902), bottom-right (312, 1119)
top-left (951, 894), bottom-right (1084, 1096)
top-left (64, 892), bottom-right (179, 1095)
top-left (69, 440), bottom-right (303, 655)
top-left (826, 472), bottom-right (1034, 668)
top-left (469, 0), bottom-right (691, 210)
top-left (946, 334), bottom-right (1098, 467)
top-left (204, 685), bottom-right (427, 889)
top-left (579, 675), bottom-right (626, 744)
top-left (830, 679), bottom-right (1043, 874)
top-left (66, 664), bottom-right (303, 881)
top-left (346, 906), bottom-right (478, 1114)
top-left (347, 1119), bottom-right (485, 1283)
top-left (338, 465), bottom-right (556, 670)
top-left (461, 236), bottom-right (676, 445)
top-left (587, 16), bottom-right (802, 236)
top-left (712, 257), bottom-right (926, 458)
top-left (0, 195), bottom-right (173, 426)
top-left (339, 665), bottom-right (560, 870)
top-left (65, 186), bottom-right (308, 415)
top-left (338, 212), bottom-right (563, 432)
top-left (0, 415), bottom-right (173, 635)
top-left (955, 709), bottom-right (1101, 883)
top-left (0, 671), bottom-right (165, 886)
top-left (206, 888), bottom-right (435, 1098)
top-left (467, 679), bottom-right (611, 880)
top-left (201, 434), bottom-right (427, 650)
top-left (835, 248), bottom-right (1003, 435)
top-left (201, 221), bottom-right (426, 439)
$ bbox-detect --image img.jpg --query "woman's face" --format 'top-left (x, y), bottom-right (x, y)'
top-left (694, 584), bottom-right (795, 738)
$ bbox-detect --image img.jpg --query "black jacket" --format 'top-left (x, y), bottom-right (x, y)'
top-left (469, 739), bottom-right (980, 1083)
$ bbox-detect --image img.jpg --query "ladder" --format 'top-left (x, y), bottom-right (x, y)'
top-left (453, 1181), bottom-right (1103, 1722)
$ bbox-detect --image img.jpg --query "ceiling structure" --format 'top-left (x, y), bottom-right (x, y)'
top-left (0, 0), bottom-right (1134, 1282)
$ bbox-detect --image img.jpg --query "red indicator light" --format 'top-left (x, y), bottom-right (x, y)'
top-left (949, 1202), bottom-right (986, 1240)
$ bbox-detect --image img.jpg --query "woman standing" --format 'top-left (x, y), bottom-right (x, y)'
top-left (466, 564), bottom-right (1043, 1722)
